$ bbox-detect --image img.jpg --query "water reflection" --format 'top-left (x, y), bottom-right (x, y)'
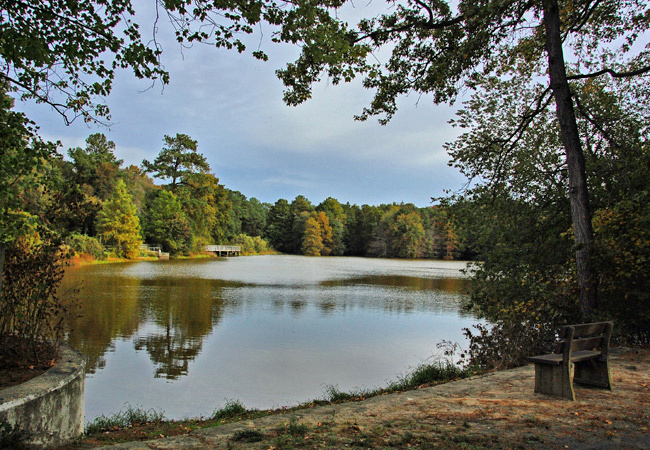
top-left (133, 279), bottom-right (226, 380)
top-left (60, 256), bottom-right (478, 421)
top-left (64, 273), bottom-right (142, 373)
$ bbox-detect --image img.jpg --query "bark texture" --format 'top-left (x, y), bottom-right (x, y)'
top-left (542, 0), bottom-right (599, 318)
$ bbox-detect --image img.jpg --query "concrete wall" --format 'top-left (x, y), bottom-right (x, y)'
top-left (0, 344), bottom-right (85, 449)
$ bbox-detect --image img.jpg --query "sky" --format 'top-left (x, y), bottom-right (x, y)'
top-left (14, 4), bottom-right (468, 208)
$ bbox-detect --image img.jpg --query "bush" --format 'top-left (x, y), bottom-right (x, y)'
top-left (252, 235), bottom-right (269, 253)
top-left (66, 233), bottom-right (105, 260)
top-left (461, 318), bottom-right (557, 372)
top-left (232, 234), bottom-right (271, 254)
top-left (0, 229), bottom-right (72, 366)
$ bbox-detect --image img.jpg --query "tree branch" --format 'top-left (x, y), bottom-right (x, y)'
top-left (567, 65), bottom-right (650, 80)
top-left (356, 14), bottom-right (464, 44)
top-left (0, 74), bottom-right (73, 125)
top-left (13, 0), bottom-right (117, 43)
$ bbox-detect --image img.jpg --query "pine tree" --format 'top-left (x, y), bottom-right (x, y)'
top-left (96, 179), bottom-right (142, 258)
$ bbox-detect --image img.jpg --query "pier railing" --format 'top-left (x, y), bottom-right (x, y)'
top-left (205, 245), bottom-right (241, 256)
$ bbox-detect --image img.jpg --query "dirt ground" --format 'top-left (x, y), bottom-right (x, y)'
top-left (86, 348), bottom-right (650, 449)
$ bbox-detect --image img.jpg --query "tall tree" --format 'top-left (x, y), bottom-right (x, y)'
top-left (96, 179), bottom-right (142, 258)
top-left (68, 133), bottom-right (123, 200)
top-left (302, 215), bottom-right (324, 256)
top-left (176, 173), bottom-right (231, 247)
top-left (266, 199), bottom-right (293, 253)
top-left (142, 134), bottom-right (210, 190)
top-left (318, 197), bottom-right (347, 255)
top-left (269, 0), bottom-right (649, 318)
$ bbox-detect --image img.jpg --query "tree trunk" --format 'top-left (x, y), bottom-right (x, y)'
top-left (543, 0), bottom-right (598, 319)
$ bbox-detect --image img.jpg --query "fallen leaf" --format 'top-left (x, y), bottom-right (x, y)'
top-left (605, 420), bottom-right (612, 425)
top-left (28, 365), bottom-right (34, 370)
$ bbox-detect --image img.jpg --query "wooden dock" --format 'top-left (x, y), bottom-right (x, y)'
top-left (205, 245), bottom-right (241, 257)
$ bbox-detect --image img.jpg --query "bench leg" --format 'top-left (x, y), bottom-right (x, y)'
top-left (534, 363), bottom-right (575, 400)
top-left (574, 359), bottom-right (612, 389)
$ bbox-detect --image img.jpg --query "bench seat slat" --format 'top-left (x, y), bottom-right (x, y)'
top-left (527, 350), bottom-right (601, 365)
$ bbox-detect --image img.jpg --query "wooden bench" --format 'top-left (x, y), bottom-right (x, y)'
top-left (527, 322), bottom-right (613, 400)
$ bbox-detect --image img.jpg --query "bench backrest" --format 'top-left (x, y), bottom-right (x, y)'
top-left (556, 321), bottom-right (613, 360)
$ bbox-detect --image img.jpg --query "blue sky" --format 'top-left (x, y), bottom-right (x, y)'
top-left (14, 5), bottom-right (467, 207)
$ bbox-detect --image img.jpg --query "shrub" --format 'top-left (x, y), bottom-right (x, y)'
top-left (0, 229), bottom-right (72, 366)
top-left (210, 400), bottom-right (247, 420)
top-left (461, 318), bottom-right (557, 372)
top-left (252, 235), bottom-right (269, 253)
top-left (66, 233), bottom-right (105, 260)
top-left (232, 234), bottom-right (271, 254)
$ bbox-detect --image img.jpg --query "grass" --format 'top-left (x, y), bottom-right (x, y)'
top-left (209, 399), bottom-right (248, 420)
top-left (85, 404), bottom-right (166, 435)
top-left (321, 359), bottom-right (475, 404)
top-left (388, 359), bottom-right (472, 391)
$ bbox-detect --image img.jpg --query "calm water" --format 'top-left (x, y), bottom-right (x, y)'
top-left (60, 255), bottom-right (478, 421)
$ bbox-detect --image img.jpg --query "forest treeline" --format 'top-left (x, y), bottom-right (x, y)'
top-left (21, 128), bottom-right (464, 261)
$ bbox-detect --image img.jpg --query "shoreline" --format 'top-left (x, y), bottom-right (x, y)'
top-left (68, 250), bottom-right (279, 267)
top-left (61, 348), bottom-right (649, 449)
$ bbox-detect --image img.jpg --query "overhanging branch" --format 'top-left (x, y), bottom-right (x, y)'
top-left (0, 73), bottom-right (73, 125)
top-left (567, 65), bottom-right (650, 81)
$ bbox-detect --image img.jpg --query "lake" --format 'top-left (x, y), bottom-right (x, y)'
top-left (60, 255), bottom-right (479, 421)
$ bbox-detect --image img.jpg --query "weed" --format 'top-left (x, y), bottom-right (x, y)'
top-left (85, 404), bottom-right (166, 435)
top-left (323, 385), bottom-right (368, 402)
top-left (286, 417), bottom-right (309, 437)
top-left (230, 429), bottom-right (264, 443)
top-left (210, 399), bottom-right (248, 420)
top-left (389, 360), bottom-right (470, 391)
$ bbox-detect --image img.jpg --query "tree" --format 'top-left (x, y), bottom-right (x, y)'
top-left (302, 216), bottom-right (324, 256)
top-left (142, 134), bottom-right (210, 189)
top-left (68, 133), bottom-right (123, 200)
top-left (0, 1), bottom-right (172, 124)
top-left (344, 204), bottom-right (382, 256)
top-left (315, 211), bottom-right (334, 256)
top-left (266, 199), bottom-right (293, 253)
top-left (176, 173), bottom-right (231, 248)
top-left (390, 212), bottom-right (425, 259)
top-left (318, 197), bottom-right (346, 255)
top-left (0, 86), bottom-right (57, 299)
top-left (269, 0), bottom-right (649, 319)
top-left (120, 165), bottom-right (158, 217)
top-left (243, 198), bottom-right (269, 237)
top-left (96, 179), bottom-right (142, 258)
top-left (144, 190), bottom-right (192, 255)
top-left (447, 75), bottom-right (650, 347)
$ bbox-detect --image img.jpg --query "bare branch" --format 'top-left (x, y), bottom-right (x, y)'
top-left (0, 74), bottom-right (72, 125)
top-left (567, 65), bottom-right (650, 81)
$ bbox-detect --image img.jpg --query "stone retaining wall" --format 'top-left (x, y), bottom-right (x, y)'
top-left (0, 344), bottom-right (85, 449)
